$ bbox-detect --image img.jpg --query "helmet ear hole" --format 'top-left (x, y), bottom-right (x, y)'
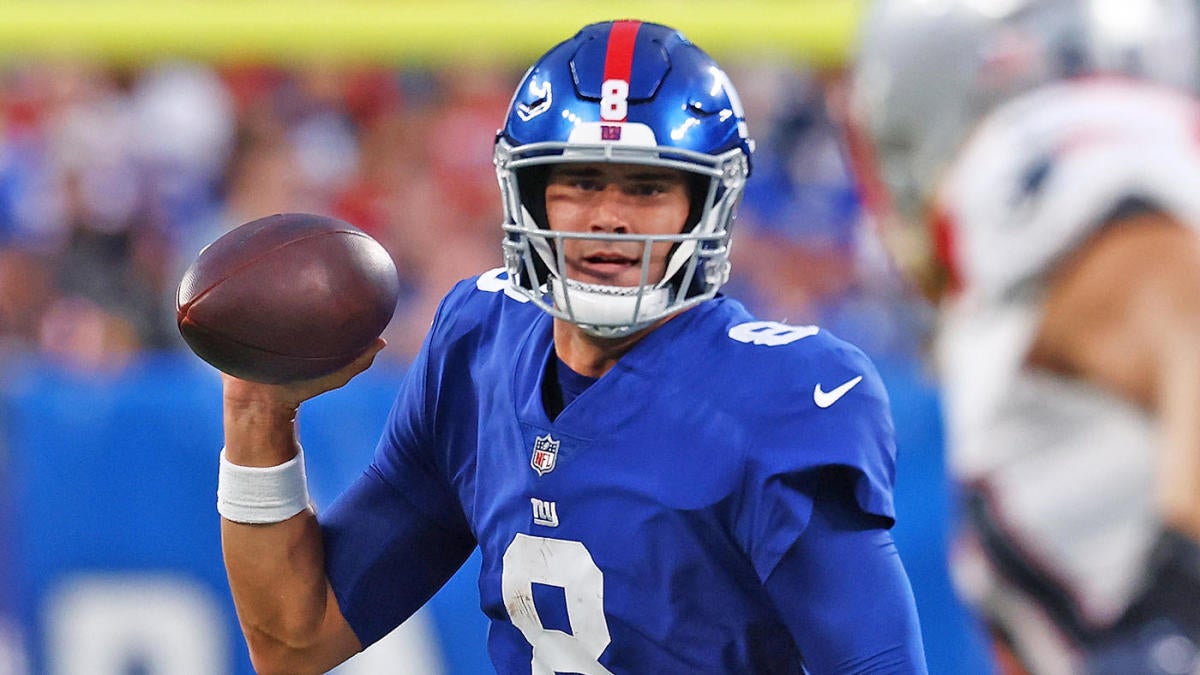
top-left (510, 164), bottom-right (554, 290)
top-left (516, 165), bottom-right (551, 229)
top-left (685, 173), bottom-right (709, 231)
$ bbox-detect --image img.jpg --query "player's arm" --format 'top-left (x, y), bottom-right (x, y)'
top-left (219, 342), bottom-right (384, 675)
top-left (763, 474), bottom-right (928, 674)
top-left (1028, 210), bottom-right (1200, 540)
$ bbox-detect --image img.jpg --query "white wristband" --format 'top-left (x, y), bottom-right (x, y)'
top-left (217, 448), bottom-right (311, 524)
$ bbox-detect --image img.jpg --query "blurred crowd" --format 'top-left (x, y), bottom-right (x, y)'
top-left (0, 58), bottom-right (928, 375)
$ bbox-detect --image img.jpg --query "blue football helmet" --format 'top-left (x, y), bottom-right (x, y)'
top-left (495, 20), bottom-right (754, 338)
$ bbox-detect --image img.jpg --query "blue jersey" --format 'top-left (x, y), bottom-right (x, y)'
top-left (321, 269), bottom-right (923, 674)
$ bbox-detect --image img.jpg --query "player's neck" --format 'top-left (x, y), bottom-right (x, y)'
top-left (552, 317), bottom-right (666, 378)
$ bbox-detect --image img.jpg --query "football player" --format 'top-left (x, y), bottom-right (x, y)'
top-left (217, 20), bottom-right (927, 673)
top-left (847, 0), bottom-right (1200, 673)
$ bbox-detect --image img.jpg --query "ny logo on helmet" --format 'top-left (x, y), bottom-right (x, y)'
top-left (530, 434), bottom-right (560, 476)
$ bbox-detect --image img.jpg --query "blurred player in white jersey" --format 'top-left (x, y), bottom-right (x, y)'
top-left (847, 0), bottom-right (1200, 673)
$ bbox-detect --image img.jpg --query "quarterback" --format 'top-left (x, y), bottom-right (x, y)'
top-left (216, 20), bottom-right (927, 674)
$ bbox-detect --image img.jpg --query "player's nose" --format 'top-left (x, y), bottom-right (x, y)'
top-left (588, 185), bottom-right (630, 234)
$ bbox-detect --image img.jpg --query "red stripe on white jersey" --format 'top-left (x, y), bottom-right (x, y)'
top-left (931, 207), bottom-right (963, 296)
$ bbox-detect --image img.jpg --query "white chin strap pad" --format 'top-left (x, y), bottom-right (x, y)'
top-left (552, 278), bottom-right (671, 331)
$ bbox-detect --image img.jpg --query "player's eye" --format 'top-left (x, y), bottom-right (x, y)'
top-left (547, 172), bottom-right (602, 193)
top-left (551, 176), bottom-right (601, 192)
top-left (620, 181), bottom-right (661, 197)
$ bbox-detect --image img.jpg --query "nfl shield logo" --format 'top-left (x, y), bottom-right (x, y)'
top-left (530, 434), bottom-right (560, 476)
top-left (601, 124), bottom-right (622, 141)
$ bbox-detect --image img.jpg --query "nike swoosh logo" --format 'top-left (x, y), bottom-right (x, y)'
top-left (813, 375), bottom-right (864, 409)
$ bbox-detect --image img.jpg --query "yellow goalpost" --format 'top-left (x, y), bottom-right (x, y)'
top-left (0, 1), bottom-right (862, 66)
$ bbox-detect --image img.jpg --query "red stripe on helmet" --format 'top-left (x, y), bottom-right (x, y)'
top-left (602, 20), bottom-right (641, 121)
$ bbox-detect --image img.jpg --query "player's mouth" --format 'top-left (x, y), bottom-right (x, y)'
top-left (573, 251), bottom-right (643, 283)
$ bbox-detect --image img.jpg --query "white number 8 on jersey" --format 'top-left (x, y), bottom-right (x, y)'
top-left (502, 534), bottom-right (614, 674)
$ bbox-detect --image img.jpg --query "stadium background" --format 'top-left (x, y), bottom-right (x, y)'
top-left (0, 1), bottom-right (994, 672)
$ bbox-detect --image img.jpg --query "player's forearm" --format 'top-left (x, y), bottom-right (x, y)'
top-left (214, 361), bottom-right (377, 669)
top-left (1027, 215), bottom-right (1200, 538)
top-left (1154, 340), bottom-right (1200, 539)
top-left (222, 514), bottom-right (360, 674)
top-left (1127, 229), bottom-right (1200, 540)
top-left (222, 512), bottom-right (329, 640)
top-left (219, 387), bottom-right (336, 657)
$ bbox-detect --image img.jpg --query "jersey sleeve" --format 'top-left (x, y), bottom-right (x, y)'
top-left (762, 481), bottom-right (927, 674)
top-left (936, 80), bottom-right (1200, 302)
top-left (738, 336), bottom-right (898, 582)
top-left (320, 288), bottom-right (477, 648)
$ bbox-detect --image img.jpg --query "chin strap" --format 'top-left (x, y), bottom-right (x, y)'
top-left (550, 278), bottom-right (671, 336)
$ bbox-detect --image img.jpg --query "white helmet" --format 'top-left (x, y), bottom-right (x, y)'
top-left (846, 0), bottom-right (1200, 296)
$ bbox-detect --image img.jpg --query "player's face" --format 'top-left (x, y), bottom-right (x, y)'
top-left (544, 162), bottom-right (691, 287)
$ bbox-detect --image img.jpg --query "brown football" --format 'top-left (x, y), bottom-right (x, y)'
top-left (176, 213), bottom-right (400, 384)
